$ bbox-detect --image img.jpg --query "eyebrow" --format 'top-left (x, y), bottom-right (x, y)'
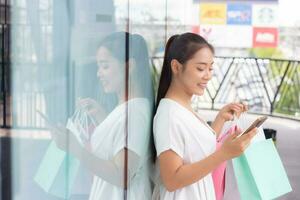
top-left (195, 61), bottom-right (214, 65)
top-left (97, 60), bottom-right (109, 63)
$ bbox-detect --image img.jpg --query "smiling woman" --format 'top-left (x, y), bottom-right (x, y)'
top-left (152, 33), bottom-right (257, 200)
top-left (47, 32), bottom-right (154, 200)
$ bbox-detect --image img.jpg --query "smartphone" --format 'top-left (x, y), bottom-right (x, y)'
top-left (36, 110), bottom-right (60, 132)
top-left (241, 116), bottom-right (268, 135)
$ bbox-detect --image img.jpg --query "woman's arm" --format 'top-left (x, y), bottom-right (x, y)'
top-left (210, 114), bottom-right (226, 137)
top-left (51, 126), bottom-right (140, 188)
top-left (158, 128), bottom-right (257, 192)
top-left (159, 148), bottom-right (225, 192)
top-left (73, 145), bottom-right (140, 187)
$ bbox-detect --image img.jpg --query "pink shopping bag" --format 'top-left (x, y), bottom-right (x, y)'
top-left (212, 126), bottom-right (235, 200)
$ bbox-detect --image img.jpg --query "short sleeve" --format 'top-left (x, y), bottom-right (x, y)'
top-left (112, 100), bottom-right (151, 157)
top-left (112, 118), bottom-right (126, 156)
top-left (153, 109), bottom-right (185, 158)
top-left (127, 105), bottom-right (151, 156)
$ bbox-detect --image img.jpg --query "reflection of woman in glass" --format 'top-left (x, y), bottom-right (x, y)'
top-left (152, 33), bottom-right (257, 200)
top-left (53, 32), bottom-right (154, 200)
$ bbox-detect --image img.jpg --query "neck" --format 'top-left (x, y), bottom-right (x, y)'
top-left (165, 81), bottom-right (193, 111)
top-left (116, 85), bottom-right (142, 104)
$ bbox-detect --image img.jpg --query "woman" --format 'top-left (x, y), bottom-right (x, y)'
top-left (152, 33), bottom-right (257, 199)
top-left (52, 32), bottom-right (154, 200)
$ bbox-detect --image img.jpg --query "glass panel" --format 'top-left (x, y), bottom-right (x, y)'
top-left (127, 1), bottom-right (162, 198)
top-left (9, 0), bottom-right (129, 199)
top-left (166, 0), bottom-right (197, 38)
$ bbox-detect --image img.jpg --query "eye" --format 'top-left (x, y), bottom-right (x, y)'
top-left (209, 68), bottom-right (214, 72)
top-left (102, 64), bottom-right (109, 69)
top-left (98, 61), bottom-right (109, 70)
top-left (197, 67), bottom-right (204, 72)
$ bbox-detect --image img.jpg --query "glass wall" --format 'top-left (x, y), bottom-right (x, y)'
top-left (5, 0), bottom-right (161, 199)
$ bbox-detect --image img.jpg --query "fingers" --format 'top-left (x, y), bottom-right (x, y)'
top-left (49, 123), bottom-right (68, 136)
top-left (232, 128), bottom-right (257, 156)
top-left (247, 127), bottom-right (258, 139)
top-left (230, 102), bottom-right (244, 110)
top-left (77, 98), bottom-right (96, 107)
top-left (238, 128), bottom-right (257, 143)
top-left (50, 126), bottom-right (61, 143)
top-left (225, 126), bottom-right (241, 142)
top-left (228, 103), bottom-right (247, 118)
top-left (223, 126), bottom-right (257, 158)
top-left (242, 103), bottom-right (249, 112)
top-left (233, 126), bottom-right (241, 136)
top-left (77, 99), bottom-right (102, 116)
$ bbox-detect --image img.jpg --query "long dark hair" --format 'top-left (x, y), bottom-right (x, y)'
top-left (155, 32), bottom-right (214, 111)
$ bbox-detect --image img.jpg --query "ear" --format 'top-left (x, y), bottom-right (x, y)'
top-left (128, 58), bottom-right (136, 73)
top-left (170, 59), bottom-right (182, 75)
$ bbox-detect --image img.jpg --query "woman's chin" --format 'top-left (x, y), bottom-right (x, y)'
top-left (194, 89), bottom-right (205, 96)
top-left (103, 87), bottom-right (113, 93)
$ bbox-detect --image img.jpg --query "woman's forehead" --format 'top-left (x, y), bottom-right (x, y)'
top-left (97, 47), bottom-right (111, 57)
top-left (96, 47), bottom-right (117, 63)
top-left (189, 48), bottom-right (214, 64)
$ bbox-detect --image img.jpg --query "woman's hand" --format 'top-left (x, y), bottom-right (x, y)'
top-left (217, 102), bottom-right (248, 122)
top-left (211, 102), bottom-right (248, 136)
top-left (219, 126), bottom-right (257, 160)
top-left (76, 98), bottom-right (107, 124)
top-left (50, 124), bottom-right (80, 153)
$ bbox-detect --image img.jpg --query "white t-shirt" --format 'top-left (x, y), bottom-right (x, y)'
top-left (153, 98), bottom-right (217, 200)
top-left (89, 98), bottom-right (152, 200)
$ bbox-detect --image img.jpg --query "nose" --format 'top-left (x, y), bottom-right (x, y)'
top-left (97, 67), bottom-right (102, 78)
top-left (204, 68), bottom-right (212, 80)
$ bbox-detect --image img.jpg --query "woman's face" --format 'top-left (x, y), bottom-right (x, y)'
top-left (177, 47), bottom-right (214, 96)
top-left (96, 47), bottom-right (124, 93)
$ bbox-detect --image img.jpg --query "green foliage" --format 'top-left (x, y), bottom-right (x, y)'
top-left (273, 63), bottom-right (300, 117)
top-left (249, 47), bottom-right (284, 59)
top-left (249, 48), bottom-right (300, 118)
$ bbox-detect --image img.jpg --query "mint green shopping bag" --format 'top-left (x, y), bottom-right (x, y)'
top-left (34, 142), bottom-right (80, 199)
top-left (232, 139), bottom-right (292, 200)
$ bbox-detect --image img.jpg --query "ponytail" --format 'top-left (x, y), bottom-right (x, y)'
top-left (155, 35), bottom-right (179, 111)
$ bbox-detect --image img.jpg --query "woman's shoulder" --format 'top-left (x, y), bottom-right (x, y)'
top-left (154, 99), bottom-right (188, 124)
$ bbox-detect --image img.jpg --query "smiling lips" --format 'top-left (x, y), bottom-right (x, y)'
top-left (100, 79), bottom-right (108, 87)
top-left (197, 83), bottom-right (207, 89)
top-left (100, 79), bottom-right (107, 85)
